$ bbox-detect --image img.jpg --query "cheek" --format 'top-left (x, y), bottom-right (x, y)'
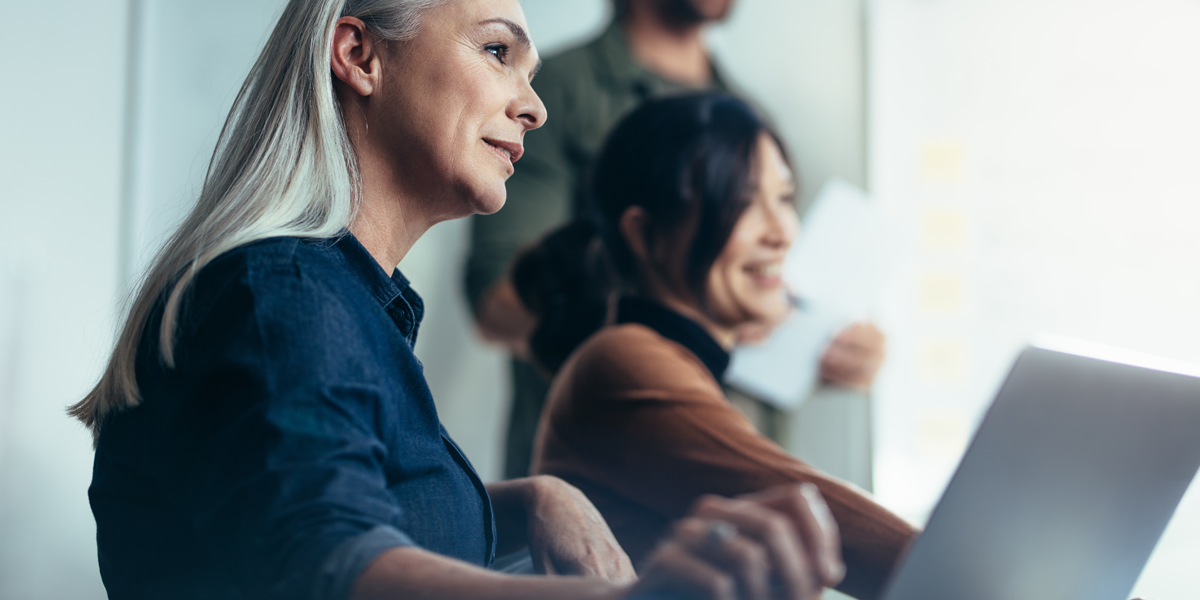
top-left (708, 255), bottom-right (787, 324)
top-left (705, 258), bottom-right (749, 322)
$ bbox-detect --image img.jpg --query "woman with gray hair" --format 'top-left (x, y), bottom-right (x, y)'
top-left (70, 1), bottom-right (842, 599)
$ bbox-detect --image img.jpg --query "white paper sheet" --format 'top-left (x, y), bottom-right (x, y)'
top-left (726, 180), bottom-right (889, 409)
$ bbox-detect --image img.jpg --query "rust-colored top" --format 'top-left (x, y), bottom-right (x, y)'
top-left (533, 323), bottom-right (919, 599)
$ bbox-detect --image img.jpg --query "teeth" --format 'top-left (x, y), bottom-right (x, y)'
top-left (486, 141), bottom-right (511, 160)
top-left (747, 263), bottom-right (782, 277)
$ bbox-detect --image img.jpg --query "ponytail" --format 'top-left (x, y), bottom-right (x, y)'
top-left (512, 219), bottom-right (615, 373)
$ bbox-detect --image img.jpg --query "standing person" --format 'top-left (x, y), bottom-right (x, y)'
top-left (465, 0), bottom-right (886, 481)
top-left (69, 1), bottom-right (845, 599)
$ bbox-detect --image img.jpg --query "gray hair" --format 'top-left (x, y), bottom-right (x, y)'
top-left (70, 0), bottom-right (447, 436)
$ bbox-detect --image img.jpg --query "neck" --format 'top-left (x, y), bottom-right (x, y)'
top-left (348, 189), bottom-right (430, 274)
top-left (345, 105), bottom-right (437, 272)
top-left (622, 4), bottom-right (713, 87)
top-left (650, 293), bottom-right (737, 350)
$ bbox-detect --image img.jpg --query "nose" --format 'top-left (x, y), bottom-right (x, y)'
top-left (510, 78), bottom-right (547, 132)
top-left (763, 203), bottom-right (799, 250)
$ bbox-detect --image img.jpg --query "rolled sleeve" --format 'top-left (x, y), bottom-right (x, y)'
top-left (316, 525), bottom-right (415, 600)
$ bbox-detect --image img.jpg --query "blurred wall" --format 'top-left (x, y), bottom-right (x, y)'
top-left (0, 1), bottom-right (128, 597)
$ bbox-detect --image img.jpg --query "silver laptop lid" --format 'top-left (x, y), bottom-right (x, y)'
top-left (881, 340), bottom-right (1200, 600)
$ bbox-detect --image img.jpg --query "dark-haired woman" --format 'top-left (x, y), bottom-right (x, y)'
top-left (517, 93), bottom-right (920, 600)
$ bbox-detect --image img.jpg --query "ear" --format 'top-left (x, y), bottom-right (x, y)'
top-left (331, 17), bottom-right (381, 97)
top-left (619, 206), bottom-right (651, 262)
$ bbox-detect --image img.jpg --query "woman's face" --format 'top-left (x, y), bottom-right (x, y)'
top-left (704, 134), bottom-right (799, 329)
top-left (372, 0), bottom-right (546, 220)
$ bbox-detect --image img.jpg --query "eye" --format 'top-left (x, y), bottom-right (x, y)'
top-left (485, 43), bottom-right (509, 65)
top-left (777, 191), bottom-right (797, 207)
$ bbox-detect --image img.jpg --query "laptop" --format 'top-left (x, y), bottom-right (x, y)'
top-left (880, 337), bottom-right (1200, 600)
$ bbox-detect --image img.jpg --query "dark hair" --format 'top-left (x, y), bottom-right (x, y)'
top-left (513, 93), bottom-right (792, 373)
top-left (613, 0), bottom-right (632, 20)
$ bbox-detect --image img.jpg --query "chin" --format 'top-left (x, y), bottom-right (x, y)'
top-left (468, 185), bottom-right (508, 216)
top-left (696, 0), bottom-right (735, 20)
top-left (747, 297), bottom-right (790, 324)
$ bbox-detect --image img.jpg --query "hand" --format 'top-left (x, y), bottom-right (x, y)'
top-left (628, 484), bottom-right (844, 600)
top-left (819, 322), bottom-right (886, 392)
top-left (475, 280), bottom-right (537, 359)
top-left (524, 476), bottom-right (636, 581)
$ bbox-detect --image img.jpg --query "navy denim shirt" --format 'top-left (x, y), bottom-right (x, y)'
top-left (89, 234), bottom-right (495, 600)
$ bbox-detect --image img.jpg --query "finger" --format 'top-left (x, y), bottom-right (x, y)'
top-left (691, 496), bottom-right (816, 600)
top-left (820, 348), bottom-right (867, 387)
top-left (673, 519), bottom-right (772, 600)
top-left (707, 534), bottom-right (771, 600)
top-left (822, 339), bottom-right (884, 388)
top-left (534, 548), bottom-right (559, 576)
top-left (797, 484), bottom-right (846, 586)
top-left (832, 322), bottom-right (886, 355)
top-left (642, 530), bottom-right (739, 600)
top-left (738, 485), bottom-right (845, 589)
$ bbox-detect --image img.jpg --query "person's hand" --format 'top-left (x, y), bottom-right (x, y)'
top-left (819, 322), bottom-right (886, 392)
top-left (627, 483), bottom-right (844, 600)
top-left (525, 476), bottom-right (636, 581)
top-left (475, 280), bottom-right (538, 359)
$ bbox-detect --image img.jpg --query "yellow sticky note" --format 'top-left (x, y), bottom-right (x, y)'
top-left (915, 408), bottom-right (971, 458)
top-left (919, 273), bottom-right (964, 314)
top-left (917, 337), bottom-right (968, 385)
top-left (921, 209), bottom-right (967, 252)
top-left (920, 142), bottom-right (965, 183)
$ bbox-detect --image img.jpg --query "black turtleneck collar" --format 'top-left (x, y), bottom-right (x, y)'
top-left (616, 296), bottom-right (730, 383)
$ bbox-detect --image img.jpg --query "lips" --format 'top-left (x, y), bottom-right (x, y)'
top-left (483, 138), bottom-right (524, 164)
top-left (745, 262), bottom-right (783, 278)
top-left (744, 261), bottom-right (785, 287)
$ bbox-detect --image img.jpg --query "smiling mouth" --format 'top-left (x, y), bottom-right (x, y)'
top-left (744, 262), bottom-right (785, 288)
top-left (745, 263), bottom-right (783, 278)
top-left (483, 138), bottom-right (523, 164)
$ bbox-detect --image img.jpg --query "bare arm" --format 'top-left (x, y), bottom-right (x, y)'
top-left (818, 322), bottom-right (886, 392)
top-left (351, 546), bottom-right (626, 600)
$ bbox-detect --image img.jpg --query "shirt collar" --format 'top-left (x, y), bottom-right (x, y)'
top-left (616, 296), bottom-right (730, 383)
top-left (310, 233), bottom-right (425, 348)
top-left (593, 20), bottom-right (734, 99)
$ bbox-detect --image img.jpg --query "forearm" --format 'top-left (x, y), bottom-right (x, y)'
top-left (351, 546), bottom-right (628, 600)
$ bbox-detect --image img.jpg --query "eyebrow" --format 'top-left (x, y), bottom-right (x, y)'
top-left (478, 18), bottom-right (542, 77)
